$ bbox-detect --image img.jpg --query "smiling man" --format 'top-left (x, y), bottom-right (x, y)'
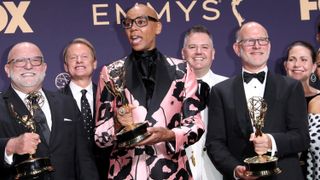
top-left (205, 22), bottom-right (310, 180)
top-left (95, 3), bottom-right (204, 180)
top-left (60, 38), bottom-right (111, 180)
top-left (181, 25), bottom-right (227, 180)
top-left (0, 42), bottom-right (99, 180)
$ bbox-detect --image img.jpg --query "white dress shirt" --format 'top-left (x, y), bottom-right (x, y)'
top-left (5, 88), bottom-right (52, 164)
top-left (69, 81), bottom-right (94, 118)
top-left (242, 67), bottom-right (277, 156)
top-left (186, 70), bottom-right (228, 180)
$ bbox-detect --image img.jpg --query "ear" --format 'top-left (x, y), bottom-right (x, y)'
top-left (212, 48), bottom-right (216, 60)
top-left (181, 49), bottom-right (185, 60)
top-left (93, 59), bottom-right (97, 70)
top-left (155, 22), bottom-right (162, 35)
top-left (233, 42), bottom-right (240, 57)
top-left (312, 63), bottom-right (317, 72)
top-left (63, 62), bottom-right (69, 73)
top-left (283, 61), bottom-right (288, 73)
top-left (4, 64), bottom-right (10, 78)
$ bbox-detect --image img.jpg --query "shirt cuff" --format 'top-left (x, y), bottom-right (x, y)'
top-left (4, 148), bottom-right (13, 165)
top-left (266, 134), bottom-right (277, 156)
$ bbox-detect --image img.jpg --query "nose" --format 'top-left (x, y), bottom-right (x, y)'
top-left (252, 40), bottom-right (261, 49)
top-left (195, 47), bottom-right (202, 54)
top-left (24, 59), bottom-right (33, 69)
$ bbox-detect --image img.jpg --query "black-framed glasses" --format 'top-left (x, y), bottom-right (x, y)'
top-left (238, 37), bottom-right (270, 47)
top-left (121, 16), bottom-right (158, 29)
top-left (7, 56), bottom-right (44, 67)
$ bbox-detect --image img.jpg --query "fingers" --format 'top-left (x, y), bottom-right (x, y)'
top-left (15, 133), bottom-right (40, 155)
top-left (250, 133), bottom-right (269, 155)
top-left (235, 165), bottom-right (259, 180)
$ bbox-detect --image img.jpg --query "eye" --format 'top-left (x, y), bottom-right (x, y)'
top-left (202, 45), bottom-right (209, 49)
top-left (188, 45), bottom-right (196, 49)
top-left (135, 18), bottom-right (146, 26)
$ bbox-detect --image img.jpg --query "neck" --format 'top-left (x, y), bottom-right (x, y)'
top-left (301, 80), bottom-right (319, 96)
top-left (71, 78), bottom-right (92, 88)
top-left (195, 69), bottom-right (209, 79)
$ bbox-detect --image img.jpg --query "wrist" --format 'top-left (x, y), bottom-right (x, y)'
top-left (5, 138), bottom-right (16, 156)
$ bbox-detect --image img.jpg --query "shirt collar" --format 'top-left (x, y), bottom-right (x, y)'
top-left (69, 81), bottom-right (93, 95)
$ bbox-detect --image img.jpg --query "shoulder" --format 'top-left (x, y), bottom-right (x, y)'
top-left (44, 90), bottom-right (75, 102)
top-left (308, 95), bottom-right (320, 114)
top-left (268, 73), bottom-right (301, 90)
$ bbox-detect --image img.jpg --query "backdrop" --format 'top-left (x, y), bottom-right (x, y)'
top-left (0, 0), bottom-right (319, 90)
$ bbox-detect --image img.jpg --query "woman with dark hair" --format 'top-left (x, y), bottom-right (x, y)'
top-left (283, 40), bottom-right (320, 180)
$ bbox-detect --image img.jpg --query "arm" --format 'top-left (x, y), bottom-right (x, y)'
top-left (95, 66), bottom-right (117, 148)
top-left (170, 64), bottom-right (204, 151)
top-left (205, 86), bottom-right (242, 178)
top-left (271, 81), bottom-right (310, 157)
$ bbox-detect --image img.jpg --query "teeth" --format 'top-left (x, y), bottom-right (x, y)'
top-left (75, 66), bottom-right (85, 70)
top-left (194, 57), bottom-right (204, 61)
top-left (21, 72), bottom-right (35, 77)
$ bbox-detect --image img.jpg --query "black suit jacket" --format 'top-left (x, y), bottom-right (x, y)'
top-left (0, 87), bottom-right (99, 180)
top-left (206, 72), bottom-right (310, 180)
top-left (59, 83), bottom-right (110, 180)
top-left (59, 83), bottom-right (97, 121)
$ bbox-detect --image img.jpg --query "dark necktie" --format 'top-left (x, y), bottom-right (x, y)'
top-left (81, 89), bottom-right (94, 141)
top-left (243, 71), bottom-right (265, 84)
top-left (197, 80), bottom-right (210, 111)
top-left (27, 92), bottom-right (50, 145)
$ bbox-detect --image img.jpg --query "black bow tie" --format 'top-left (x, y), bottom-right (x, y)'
top-left (243, 71), bottom-right (265, 84)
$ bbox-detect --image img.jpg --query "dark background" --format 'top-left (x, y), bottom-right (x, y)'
top-left (0, 0), bottom-right (319, 90)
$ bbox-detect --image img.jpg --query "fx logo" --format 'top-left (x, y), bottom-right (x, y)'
top-left (0, 1), bottom-right (33, 34)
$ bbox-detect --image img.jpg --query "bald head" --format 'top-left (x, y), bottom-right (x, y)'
top-left (5, 41), bottom-right (46, 94)
top-left (8, 42), bottom-right (43, 63)
top-left (126, 4), bottom-right (158, 20)
top-left (124, 3), bottom-right (162, 51)
top-left (236, 21), bottom-right (268, 42)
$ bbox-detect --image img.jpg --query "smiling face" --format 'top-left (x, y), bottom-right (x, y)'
top-left (5, 42), bottom-right (47, 94)
top-left (284, 44), bottom-right (316, 82)
top-left (233, 22), bottom-right (270, 72)
top-left (64, 43), bottom-right (97, 81)
top-left (182, 32), bottom-right (215, 78)
top-left (124, 4), bottom-right (162, 51)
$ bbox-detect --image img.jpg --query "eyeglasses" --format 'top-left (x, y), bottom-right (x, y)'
top-left (121, 16), bottom-right (158, 29)
top-left (7, 56), bottom-right (44, 67)
top-left (238, 37), bottom-right (270, 47)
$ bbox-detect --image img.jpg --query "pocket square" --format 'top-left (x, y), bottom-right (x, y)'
top-left (64, 118), bottom-right (72, 122)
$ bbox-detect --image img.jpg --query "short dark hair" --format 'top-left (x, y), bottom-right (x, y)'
top-left (284, 40), bottom-right (316, 63)
top-left (183, 25), bottom-right (213, 48)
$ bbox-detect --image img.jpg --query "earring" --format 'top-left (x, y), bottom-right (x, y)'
top-left (310, 72), bottom-right (317, 83)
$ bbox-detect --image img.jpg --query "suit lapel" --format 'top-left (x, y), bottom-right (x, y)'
top-left (3, 87), bottom-right (30, 117)
top-left (93, 83), bottom-right (97, 119)
top-left (263, 72), bottom-right (277, 131)
top-left (147, 55), bottom-right (175, 116)
top-left (42, 90), bottom-right (58, 147)
top-left (125, 55), bottom-right (147, 107)
top-left (233, 76), bottom-right (253, 138)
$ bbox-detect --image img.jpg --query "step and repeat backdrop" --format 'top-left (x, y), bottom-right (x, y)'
top-left (0, 0), bottom-right (319, 90)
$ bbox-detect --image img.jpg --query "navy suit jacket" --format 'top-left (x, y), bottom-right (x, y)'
top-left (0, 87), bottom-right (99, 180)
top-left (206, 72), bottom-right (310, 180)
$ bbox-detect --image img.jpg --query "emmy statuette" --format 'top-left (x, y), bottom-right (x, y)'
top-left (8, 94), bottom-right (54, 179)
top-left (244, 96), bottom-right (281, 177)
top-left (105, 60), bottom-right (150, 148)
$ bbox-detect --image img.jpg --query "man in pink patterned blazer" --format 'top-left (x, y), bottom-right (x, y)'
top-left (94, 3), bottom-right (204, 180)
